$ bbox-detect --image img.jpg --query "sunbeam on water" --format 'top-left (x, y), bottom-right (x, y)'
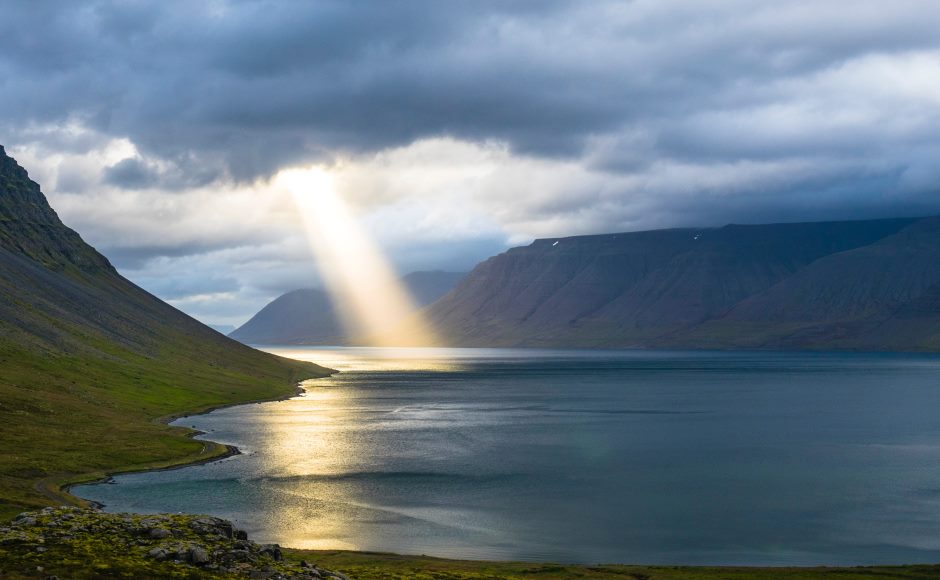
top-left (276, 167), bottom-right (438, 346)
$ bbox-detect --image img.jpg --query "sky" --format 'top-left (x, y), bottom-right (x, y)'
top-left (2, 0), bottom-right (940, 327)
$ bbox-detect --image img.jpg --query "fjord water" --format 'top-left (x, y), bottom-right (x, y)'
top-left (74, 348), bottom-right (940, 565)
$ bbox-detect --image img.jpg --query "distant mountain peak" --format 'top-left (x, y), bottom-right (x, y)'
top-left (230, 270), bottom-right (467, 345)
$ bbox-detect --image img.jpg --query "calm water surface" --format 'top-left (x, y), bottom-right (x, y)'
top-left (74, 348), bottom-right (940, 565)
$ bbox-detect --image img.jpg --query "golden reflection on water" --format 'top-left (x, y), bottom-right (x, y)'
top-left (248, 379), bottom-right (363, 550)
top-left (246, 347), bottom-right (470, 549)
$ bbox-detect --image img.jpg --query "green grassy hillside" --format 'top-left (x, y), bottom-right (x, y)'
top-left (0, 145), bottom-right (332, 518)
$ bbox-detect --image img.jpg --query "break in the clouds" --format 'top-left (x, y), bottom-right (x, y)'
top-left (2, 0), bottom-right (940, 325)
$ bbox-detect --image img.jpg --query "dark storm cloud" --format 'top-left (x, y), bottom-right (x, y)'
top-left (104, 157), bottom-right (159, 189)
top-left (99, 242), bottom-right (237, 270)
top-left (1, 0), bottom-right (934, 193)
top-left (102, 155), bottom-right (222, 191)
top-left (0, 0), bottom-right (590, 181)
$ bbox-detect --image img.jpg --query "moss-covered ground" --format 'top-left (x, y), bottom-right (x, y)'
top-left (3, 508), bottom-right (939, 580)
top-left (0, 507), bottom-right (343, 579)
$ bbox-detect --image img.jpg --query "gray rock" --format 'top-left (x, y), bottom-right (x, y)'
top-left (189, 516), bottom-right (224, 534)
top-left (4, 507), bottom-right (351, 580)
top-left (249, 568), bottom-right (274, 579)
top-left (219, 521), bottom-right (234, 538)
top-left (234, 529), bottom-right (249, 540)
top-left (260, 543), bottom-right (282, 561)
top-left (189, 546), bottom-right (210, 565)
top-left (139, 516), bottom-right (170, 530)
top-left (225, 548), bottom-right (252, 562)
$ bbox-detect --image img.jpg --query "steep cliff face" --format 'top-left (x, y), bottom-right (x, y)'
top-left (230, 270), bottom-right (465, 345)
top-left (0, 146), bottom-right (328, 515)
top-left (423, 217), bottom-right (940, 350)
top-left (0, 145), bottom-right (113, 274)
top-left (0, 145), bottom-right (290, 358)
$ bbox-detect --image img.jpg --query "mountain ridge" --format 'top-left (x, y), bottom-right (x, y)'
top-left (422, 216), bottom-right (940, 350)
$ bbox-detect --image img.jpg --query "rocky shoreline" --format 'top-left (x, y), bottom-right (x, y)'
top-left (0, 507), bottom-right (349, 579)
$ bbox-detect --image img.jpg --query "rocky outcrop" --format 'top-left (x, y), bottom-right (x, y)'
top-left (0, 507), bottom-right (349, 579)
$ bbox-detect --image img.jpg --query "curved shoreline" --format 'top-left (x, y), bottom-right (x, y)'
top-left (52, 372), bottom-right (334, 509)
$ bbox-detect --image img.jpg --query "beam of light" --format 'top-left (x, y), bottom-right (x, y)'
top-left (277, 167), bottom-right (438, 347)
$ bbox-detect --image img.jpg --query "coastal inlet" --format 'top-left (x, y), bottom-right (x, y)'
top-left (75, 347), bottom-right (940, 566)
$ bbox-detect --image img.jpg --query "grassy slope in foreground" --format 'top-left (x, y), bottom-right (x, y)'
top-left (0, 145), bottom-right (332, 519)
top-left (0, 337), bottom-right (326, 520)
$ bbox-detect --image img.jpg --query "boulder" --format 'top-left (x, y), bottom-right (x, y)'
top-left (189, 546), bottom-right (210, 565)
top-left (260, 544), bottom-right (283, 561)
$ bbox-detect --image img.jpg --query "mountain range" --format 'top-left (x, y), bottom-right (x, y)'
top-left (423, 216), bottom-right (940, 351)
top-left (229, 270), bottom-right (465, 345)
top-left (0, 145), bottom-right (329, 516)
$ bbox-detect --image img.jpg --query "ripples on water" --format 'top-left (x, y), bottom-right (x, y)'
top-left (74, 347), bottom-right (940, 565)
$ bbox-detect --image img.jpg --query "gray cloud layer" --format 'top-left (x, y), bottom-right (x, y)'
top-left (2, 1), bottom-right (937, 186)
top-left (2, 0), bottom-right (939, 324)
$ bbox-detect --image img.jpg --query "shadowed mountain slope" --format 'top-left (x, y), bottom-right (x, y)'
top-left (423, 217), bottom-right (940, 350)
top-left (0, 145), bottom-right (330, 517)
top-left (688, 217), bottom-right (940, 350)
top-left (230, 270), bottom-right (465, 345)
top-left (230, 287), bottom-right (343, 345)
